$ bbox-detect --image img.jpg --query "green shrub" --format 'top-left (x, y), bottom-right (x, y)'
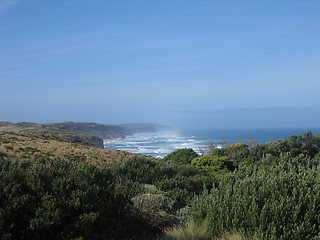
top-left (163, 148), bottom-right (199, 164)
top-left (0, 151), bottom-right (7, 159)
top-left (0, 138), bottom-right (10, 143)
top-left (191, 154), bottom-right (320, 239)
top-left (156, 176), bottom-right (210, 206)
top-left (111, 156), bottom-right (174, 184)
top-left (0, 157), bottom-right (155, 239)
top-left (64, 153), bottom-right (86, 162)
top-left (23, 146), bottom-right (40, 154)
top-left (191, 155), bottom-right (238, 175)
top-left (4, 145), bottom-right (13, 151)
top-left (155, 164), bottom-right (216, 206)
top-left (215, 132), bottom-right (320, 165)
top-left (216, 230), bottom-right (259, 240)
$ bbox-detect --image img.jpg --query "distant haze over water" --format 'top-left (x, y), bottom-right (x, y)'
top-left (104, 128), bottom-right (320, 158)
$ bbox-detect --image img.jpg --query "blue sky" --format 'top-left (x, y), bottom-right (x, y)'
top-left (0, 0), bottom-right (320, 129)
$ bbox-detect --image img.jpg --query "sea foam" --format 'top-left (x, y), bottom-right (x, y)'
top-left (104, 131), bottom-right (202, 158)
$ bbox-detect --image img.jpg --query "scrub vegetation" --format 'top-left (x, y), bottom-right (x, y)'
top-left (0, 124), bottom-right (320, 239)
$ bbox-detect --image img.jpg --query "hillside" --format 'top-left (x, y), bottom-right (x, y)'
top-left (46, 122), bottom-right (132, 139)
top-left (0, 122), bottom-right (104, 148)
top-left (0, 121), bottom-right (172, 151)
top-left (0, 128), bottom-right (149, 167)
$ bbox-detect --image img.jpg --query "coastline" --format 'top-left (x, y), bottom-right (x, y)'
top-left (103, 128), bottom-right (320, 158)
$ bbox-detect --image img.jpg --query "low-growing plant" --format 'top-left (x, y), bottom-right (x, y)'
top-left (0, 151), bottom-right (7, 159)
top-left (0, 157), bottom-right (157, 239)
top-left (5, 145), bottom-right (13, 151)
top-left (161, 218), bottom-right (210, 240)
top-left (191, 154), bottom-right (320, 239)
top-left (191, 155), bottom-right (238, 175)
top-left (111, 156), bottom-right (174, 184)
top-left (64, 153), bottom-right (86, 162)
top-left (24, 146), bottom-right (40, 154)
top-left (216, 230), bottom-right (259, 240)
top-left (0, 137), bottom-right (10, 143)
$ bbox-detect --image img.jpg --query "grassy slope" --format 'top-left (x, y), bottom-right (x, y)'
top-left (46, 122), bottom-right (132, 139)
top-left (0, 122), bottom-right (105, 148)
top-left (0, 129), bottom-right (150, 167)
top-left (0, 122), bottom-right (172, 147)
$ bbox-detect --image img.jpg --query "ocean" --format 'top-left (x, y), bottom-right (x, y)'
top-left (103, 128), bottom-right (320, 158)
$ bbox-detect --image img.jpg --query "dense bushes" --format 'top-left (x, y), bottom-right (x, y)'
top-left (191, 154), bottom-right (320, 239)
top-left (191, 155), bottom-right (238, 175)
top-left (211, 131), bottom-right (320, 165)
top-left (160, 132), bottom-right (320, 239)
top-left (1, 131), bottom-right (320, 239)
top-left (111, 156), bottom-right (174, 185)
top-left (163, 148), bottom-right (199, 164)
top-left (111, 155), bottom-right (215, 206)
top-left (0, 157), bottom-right (155, 239)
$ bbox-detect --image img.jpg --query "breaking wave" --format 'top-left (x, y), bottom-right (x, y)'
top-left (103, 128), bottom-right (320, 158)
top-left (103, 131), bottom-right (203, 158)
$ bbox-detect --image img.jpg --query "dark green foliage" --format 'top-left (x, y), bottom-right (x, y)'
top-left (4, 146), bottom-right (13, 151)
top-left (155, 174), bottom-right (214, 206)
top-left (211, 131), bottom-right (320, 166)
top-left (63, 154), bottom-right (87, 162)
top-left (191, 154), bottom-right (320, 239)
top-left (0, 157), bottom-right (155, 240)
top-left (0, 134), bottom-right (11, 143)
top-left (110, 156), bottom-right (214, 206)
top-left (23, 146), bottom-right (40, 154)
top-left (154, 164), bottom-right (216, 205)
top-left (191, 155), bottom-right (238, 174)
top-left (0, 138), bottom-right (10, 143)
top-left (0, 151), bottom-right (7, 159)
top-left (1, 130), bottom-right (319, 239)
top-left (163, 148), bottom-right (199, 164)
top-left (111, 156), bottom-right (175, 185)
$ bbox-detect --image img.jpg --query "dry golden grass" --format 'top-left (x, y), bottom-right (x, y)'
top-left (161, 219), bottom-right (210, 240)
top-left (216, 231), bottom-right (259, 240)
top-left (0, 130), bottom-right (150, 167)
top-left (161, 218), bottom-right (259, 240)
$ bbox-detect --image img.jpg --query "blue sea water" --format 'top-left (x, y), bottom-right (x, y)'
top-left (103, 128), bottom-right (320, 158)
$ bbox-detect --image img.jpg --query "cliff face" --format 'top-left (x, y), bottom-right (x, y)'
top-left (62, 132), bottom-right (104, 149)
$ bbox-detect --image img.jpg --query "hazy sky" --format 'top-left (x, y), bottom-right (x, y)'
top-left (1, 0), bottom-right (320, 129)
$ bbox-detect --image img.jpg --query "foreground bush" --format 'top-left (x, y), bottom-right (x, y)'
top-left (0, 157), bottom-right (154, 239)
top-left (162, 219), bottom-right (257, 240)
top-left (191, 154), bottom-right (320, 239)
top-left (111, 156), bottom-right (174, 185)
top-left (111, 156), bottom-right (215, 206)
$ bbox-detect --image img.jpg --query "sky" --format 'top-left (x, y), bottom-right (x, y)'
top-left (0, 0), bottom-right (320, 129)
